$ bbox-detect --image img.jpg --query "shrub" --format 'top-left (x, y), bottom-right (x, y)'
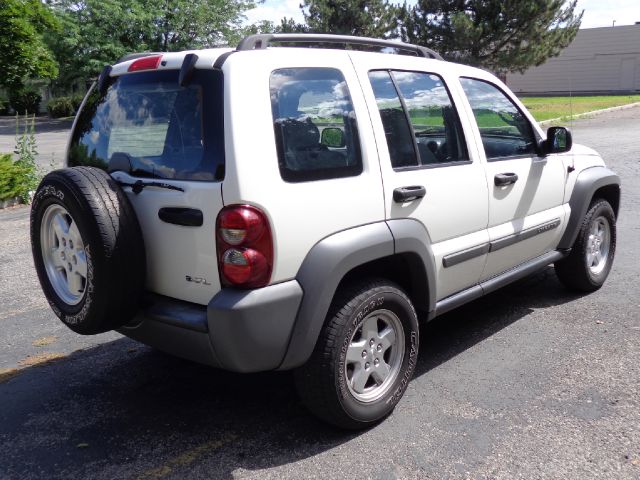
top-left (9, 89), bottom-right (42, 115)
top-left (71, 93), bottom-right (85, 111)
top-left (0, 95), bottom-right (9, 115)
top-left (4, 114), bottom-right (42, 203)
top-left (47, 96), bottom-right (75, 118)
top-left (0, 154), bottom-right (37, 202)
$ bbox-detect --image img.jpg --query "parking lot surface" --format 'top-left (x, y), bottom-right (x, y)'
top-left (0, 109), bottom-right (639, 479)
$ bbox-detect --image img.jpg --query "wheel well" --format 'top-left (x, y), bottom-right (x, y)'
top-left (593, 184), bottom-right (620, 218)
top-left (336, 253), bottom-right (430, 314)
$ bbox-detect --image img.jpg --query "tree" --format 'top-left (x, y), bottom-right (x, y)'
top-left (45, 0), bottom-right (255, 90)
top-left (0, 0), bottom-right (59, 90)
top-left (144, 0), bottom-right (256, 51)
top-left (302, 0), bottom-right (401, 38)
top-left (402, 0), bottom-right (582, 74)
top-left (241, 17), bottom-right (309, 37)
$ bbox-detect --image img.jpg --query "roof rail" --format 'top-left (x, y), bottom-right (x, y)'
top-left (236, 34), bottom-right (443, 60)
top-left (117, 52), bottom-right (164, 64)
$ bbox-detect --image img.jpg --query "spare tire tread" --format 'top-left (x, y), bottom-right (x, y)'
top-left (31, 167), bottom-right (146, 334)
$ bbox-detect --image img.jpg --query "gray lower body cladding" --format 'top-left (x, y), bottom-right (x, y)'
top-left (119, 280), bottom-right (303, 373)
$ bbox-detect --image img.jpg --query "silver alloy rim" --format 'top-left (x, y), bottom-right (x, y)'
top-left (40, 204), bottom-right (88, 306)
top-left (586, 215), bottom-right (610, 276)
top-left (344, 309), bottom-right (405, 403)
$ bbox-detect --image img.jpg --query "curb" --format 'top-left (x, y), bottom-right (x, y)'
top-left (538, 102), bottom-right (640, 126)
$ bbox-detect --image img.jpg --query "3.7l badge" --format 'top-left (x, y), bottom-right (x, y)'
top-left (185, 275), bottom-right (211, 286)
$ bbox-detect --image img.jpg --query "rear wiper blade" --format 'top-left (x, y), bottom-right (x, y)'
top-left (128, 168), bottom-right (163, 179)
top-left (117, 179), bottom-right (184, 195)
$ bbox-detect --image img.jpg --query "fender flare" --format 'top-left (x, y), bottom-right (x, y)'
top-left (279, 220), bottom-right (437, 370)
top-left (558, 167), bottom-right (620, 249)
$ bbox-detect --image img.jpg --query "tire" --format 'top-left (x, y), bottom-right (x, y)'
top-left (294, 279), bottom-right (419, 429)
top-left (30, 167), bottom-right (146, 334)
top-left (555, 199), bottom-right (616, 292)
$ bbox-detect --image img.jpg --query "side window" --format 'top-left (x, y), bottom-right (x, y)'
top-left (460, 77), bottom-right (537, 160)
top-left (368, 71), bottom-right (417, 168)
top-left (270, 68), bottom-right (362, 182)
top-left (392, 71), bottom-right (468, 165)
top-left (369, 70), bottom-right (468, 169)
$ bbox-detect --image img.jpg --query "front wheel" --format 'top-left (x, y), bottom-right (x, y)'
top-left (294, 279), bottom-right (419, 429)
top-left (555, 199), bottom-right (616, 292)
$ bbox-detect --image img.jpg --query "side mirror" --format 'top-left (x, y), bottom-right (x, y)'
top-left (320, 127), bottom-right (346, 148)
top-left (542, 126), bottom-right (572, 155)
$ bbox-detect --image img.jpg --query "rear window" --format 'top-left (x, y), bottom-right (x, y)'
top-left (69, 69), bottom-right (224, 181)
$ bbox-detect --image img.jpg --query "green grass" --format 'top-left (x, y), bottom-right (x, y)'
top-left (519, 95), bottom-right (640, 122)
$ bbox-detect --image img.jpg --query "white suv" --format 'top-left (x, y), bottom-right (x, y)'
top-left (30, 34), bottom-right (620, 429)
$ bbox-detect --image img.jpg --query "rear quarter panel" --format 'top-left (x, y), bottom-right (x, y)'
top-left (221, 50), bottom-right (386, 283)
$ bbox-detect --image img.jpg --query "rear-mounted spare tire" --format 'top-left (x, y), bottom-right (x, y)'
top-left (31, 167), bottom-right (146, 334)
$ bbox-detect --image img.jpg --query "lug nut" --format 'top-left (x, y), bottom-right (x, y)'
top-left (61, 252), bottom-right (66, 261)
top-left (365, 362), bottom-right (370, 369)
top-left (374, 358), bottom-right (379, 366)
top-left (361, 350), bottom-right (367, 358)
top-left (369, 339), bottom-right (375, 346)
top-left (62, 238), bottom-right (67, 247)
top-left (68, 263), bottom-right (72, 271)
top-left (377, 344), bottom-right (382, 352)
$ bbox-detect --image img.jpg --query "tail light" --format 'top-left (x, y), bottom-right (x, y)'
top-left (216, 205), bottom-right (273, 288)
top-left (128, 55), bottom-right (163, 72)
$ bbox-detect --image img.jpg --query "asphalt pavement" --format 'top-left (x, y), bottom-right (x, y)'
top-left (0, 116), bottom-right (72, 169)
top-left (0, 108), bottom-right (639, 479)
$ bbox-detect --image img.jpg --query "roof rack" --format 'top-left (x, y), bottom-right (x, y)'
top-left (236, 34), bottom-right (443, 60)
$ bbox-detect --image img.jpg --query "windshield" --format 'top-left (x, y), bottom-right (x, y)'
top-left (69, 69), bottom-right (224, 181)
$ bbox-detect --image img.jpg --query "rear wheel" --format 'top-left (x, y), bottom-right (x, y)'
top-left (555, 199), bottom-right (616, 292)
top-left (294, 279), bottom-right (419, 429)
top-left (31, 167), bottom-right (146, 334)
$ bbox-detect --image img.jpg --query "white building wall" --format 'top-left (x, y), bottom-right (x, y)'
top-left (506, 25), bottom-right (640, 94)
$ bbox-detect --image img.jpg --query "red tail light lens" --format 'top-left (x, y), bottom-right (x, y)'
top-left (216, 205), bottom-right (273, 288)
top-left (128, 55), bottom-right (163, 72)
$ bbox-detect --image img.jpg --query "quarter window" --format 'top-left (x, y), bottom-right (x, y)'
top-left (369, 70), bottom-right (468, 169)
top-left (270, 68), bottom-right (362, 182)
top-left (460, 78), bottom-right (537, 160)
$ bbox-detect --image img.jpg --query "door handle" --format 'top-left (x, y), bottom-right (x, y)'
top-left (158, 207), bottom-right (203, 227)
top-left (494, 173), bottom-right (519, 186)
top-left (393, 185), bottom-right (426, 203)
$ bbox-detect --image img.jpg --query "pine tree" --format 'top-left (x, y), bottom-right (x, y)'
top-left (402, 0), bottom-right (582, 74)
top-left (303, 0), bottom-right (401, 38)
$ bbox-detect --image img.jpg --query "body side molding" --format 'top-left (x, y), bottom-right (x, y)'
top-left (558, 167), bottom-right (620, 249)
top-left (443, 243), bottom-right (490, 268)
top-left (489, 218), bottom-right (561, 252)
top-left (441, 218), bottom-right (561, 269)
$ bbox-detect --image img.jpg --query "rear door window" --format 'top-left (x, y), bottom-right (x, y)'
top-left (369, 70), bottom-right (468, 169)
top-left (270, 68), bottom-right (362, 182)
top-left (69, 69), bottom-right (224, 181)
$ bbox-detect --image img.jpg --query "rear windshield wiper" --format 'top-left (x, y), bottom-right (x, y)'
top-left (108, 153), bottom-right (184, 194)
top-left (117, 179), bottom-right (184, 195)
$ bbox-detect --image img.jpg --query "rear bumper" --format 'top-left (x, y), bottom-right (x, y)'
top-left (119, 280), bottom-right (303, 372)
